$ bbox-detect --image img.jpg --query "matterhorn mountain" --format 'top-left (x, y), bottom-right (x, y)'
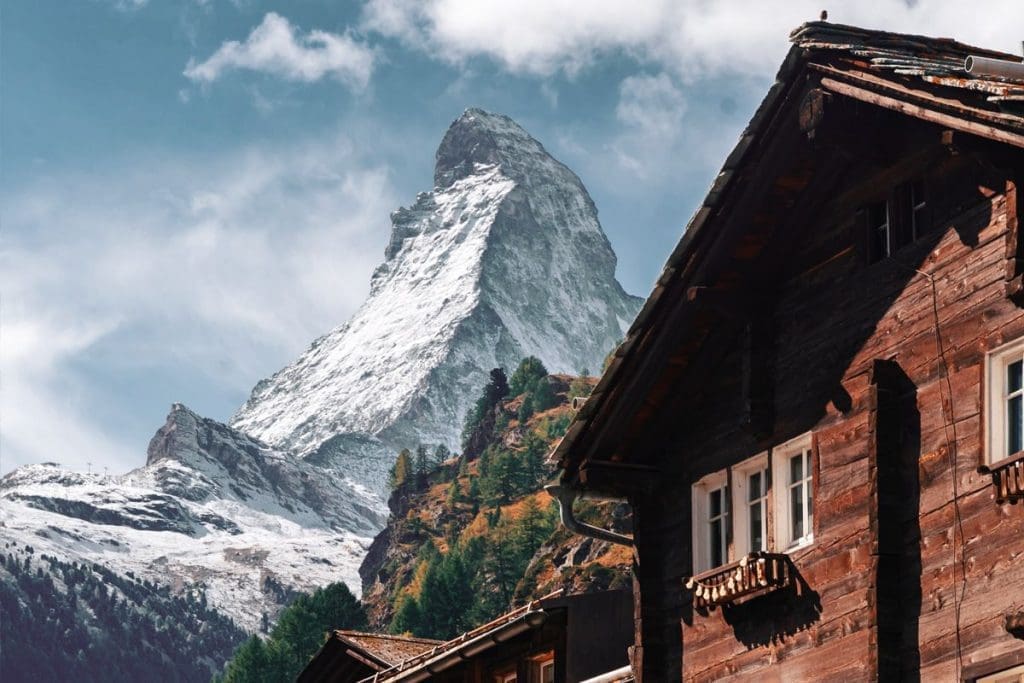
top-left (232, 108), bottom-right (642, 493)
top-left (0, 109), bottom-right (640, 664)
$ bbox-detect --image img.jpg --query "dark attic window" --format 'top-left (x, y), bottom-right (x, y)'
top-left (861, 179), bottom-right (931, 264)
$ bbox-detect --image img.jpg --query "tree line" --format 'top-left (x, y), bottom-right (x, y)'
top-left (0, 544), bottom-right (245, 682)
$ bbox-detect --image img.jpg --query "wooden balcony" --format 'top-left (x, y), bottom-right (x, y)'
top-left (685, 552), bottom-right (792, 610)
top-left (978, 451), bottom-right (1024, 504)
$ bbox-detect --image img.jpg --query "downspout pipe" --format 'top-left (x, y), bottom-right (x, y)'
top-left (545, 484), bottom-right (633, 547)
top-left (965, 55), bottom-right (1024, 80)
top-left (580, 665), bottom-right (634, 683)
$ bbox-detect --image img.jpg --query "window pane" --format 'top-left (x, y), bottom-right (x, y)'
top-left (791, 484), bottom-right (804, 540)
top-left (1011, 394), bottom-right (1023, 455)
top-left (807, 482), bottom-right (813, 531)
top-left (749, 502), bottom-right (763, 552)
top-left (710, 518), bottom-right (723, 567)
top-left (749, 471), bottom-right (761, 500)
top-left (1009, 360), bottom-right (1023, 394)
top-left (868, 202), bottom-right (890, 259)
top-left (790, 454), bottom-right (803, 484)
top-left (709, 489), bottom-right (721, 517)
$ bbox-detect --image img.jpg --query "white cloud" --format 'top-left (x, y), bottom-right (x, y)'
top-left (1, 135), bottom-right (398, 474)
top-left (361, 0), bottom-right (1024, 79)
top-left (608, 72), bottom-right (687, 178)
top-left (184, 12), bottom-right (375, 88)
top-left (106, 0), bottom-right (148, 10)
top-left (616, 73), bottom-right (686, 138)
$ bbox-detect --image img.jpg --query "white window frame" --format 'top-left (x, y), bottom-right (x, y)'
top-left (986, 337), bottom-right (1024, 466)
top-left (691, 470), bottom-right (729, 573)
top-left (732, 452), bottom-right (770, 557)
top-left (534, 656), bottom-right (554, 683)
top-left (772, 433), bottom-right (814, 551)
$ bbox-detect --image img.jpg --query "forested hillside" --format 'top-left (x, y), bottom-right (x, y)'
top-left (359, 358), bottom-right (633, 639)
top-left (215, 581), bottom-right (366, 682)
top-left (0, 543), bottom-right (245, 681)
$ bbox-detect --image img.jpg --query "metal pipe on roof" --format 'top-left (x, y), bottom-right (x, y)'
top-left (965, 55), bottom-right (1024, 80)
top-left (545, 484), bottom-right (633, 547)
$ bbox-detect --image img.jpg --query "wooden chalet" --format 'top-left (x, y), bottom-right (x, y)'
top-left (549, 21), bottom-right (1024, 682)
top-left (301, 590), bottom-right (633, 683)
top-left (299, 631), bottom-right (443, 683)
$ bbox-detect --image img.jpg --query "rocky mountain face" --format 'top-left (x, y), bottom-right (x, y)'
top-left (231, 109), bottom-right (642, 494)
top-left (0, 404), bottom-right (385, 633)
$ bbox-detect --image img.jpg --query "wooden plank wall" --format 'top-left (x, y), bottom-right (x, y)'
top-left (662, 151), bottom-right (1024, 681)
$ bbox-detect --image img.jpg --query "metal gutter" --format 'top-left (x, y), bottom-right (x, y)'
top-left (545, 484), bottom-right (633, 547)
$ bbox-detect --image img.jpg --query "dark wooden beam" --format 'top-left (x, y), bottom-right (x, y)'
top-left (578, 460), bottom-right (660, 497)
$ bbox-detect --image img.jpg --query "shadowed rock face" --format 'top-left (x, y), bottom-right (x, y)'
top-left (232, 108), bottom-right (642, 495)
top-left (145, 403), bottom-right (386, 533)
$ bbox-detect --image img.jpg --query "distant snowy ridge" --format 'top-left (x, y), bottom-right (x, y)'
top-left (232, 109), bottom-right (642, 493)
top-left (0, 404), bottom-right (385, 632)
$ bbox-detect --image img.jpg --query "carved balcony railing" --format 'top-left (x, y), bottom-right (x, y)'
top-left (978, 451), bottom-right (1024, 504)
top-left (685, 552), bottom-right (792, 610)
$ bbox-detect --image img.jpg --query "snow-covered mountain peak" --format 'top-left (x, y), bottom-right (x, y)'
top-left (434, 108), bottom-right (550, 188)
top-left (231, 109), bottom-right (642, 495)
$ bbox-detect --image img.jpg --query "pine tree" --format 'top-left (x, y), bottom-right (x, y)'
top-left (531, 377), bottom-right (556, 412)
top-left (467, 477), bottom-right (481, 514)
top-left (461, 368), bottom-right (510, 453)
top-left (522, 432), bottom-right (548, 486)
top-left (220, 636), bottom-right (268, 682)
top-left (389, 449), bottom-right (414, 490)
top-left (433, 444), bottom-right (451, 468)
top-left (414, 444), bottom-right (430, 490)
top-left (480, 450), bottom-right (526, 505)
top-left (390, 596), bottom-right (421, 635)
top-left (516, 496), bottom-right (553, 557)
top-left (486, 519), bottom-right (521, 609)
top-left (509, 357), bottom-right (548, 395)
top-left (517, 394), bottom-right (534, 423)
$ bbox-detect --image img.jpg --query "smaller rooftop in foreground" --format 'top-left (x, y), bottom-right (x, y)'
top-left (334, 631), bottom-right (444, 667)
top-left (298, 630), bottom-right (443, 683)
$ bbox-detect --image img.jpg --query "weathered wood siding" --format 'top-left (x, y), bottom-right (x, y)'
top-left (652, 145), bottom-right (1022, 680)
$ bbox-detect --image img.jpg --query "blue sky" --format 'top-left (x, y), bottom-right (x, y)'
top-left (3, 0), bottom-right (1022, 474)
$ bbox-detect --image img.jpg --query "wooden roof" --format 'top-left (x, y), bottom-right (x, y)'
top-left (550, 21), bottom-right (1024, 483)
top-left (361, 590), bottom-right (564, 682)
top-left (298, 631), bottom-right (443, 683)
top-left (336, 631), bottom-right (443, 667)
